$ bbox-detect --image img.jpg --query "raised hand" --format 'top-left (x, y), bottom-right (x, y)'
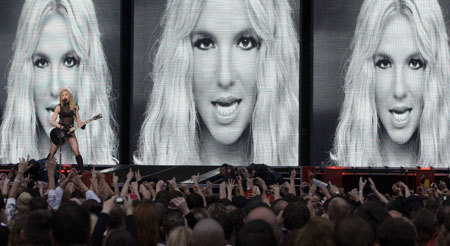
top-left (328, 181), bottom-right (339, 195)
top-left (359, 177), bottom-right (367, 191)
top-left (270, 184), bottom-right (281, 200)
top-left (167, 177), bottom-right (176, 189)
top-left (102, 195), bottom-right (118, 214)
top-left (255, 177), bottom-right (268, 192)
top-left (290, 169), bottom-right (297, 180)
top-left (45, 156), bottom-right (57, 175)
top-left (126, 168), bottom-right (134, 182)
top-left (155, 180), bottom-right (165, 193)
top-left (170, 197), bottom-right (190, 215)
top-left (219, 181), bottom-right (226, 199)
top-left (368, 177), bottom-right (377, 191)
top-left (18, 156), bottom-right (32, 177)
top-left (227, 179), bottom-right (236, 192)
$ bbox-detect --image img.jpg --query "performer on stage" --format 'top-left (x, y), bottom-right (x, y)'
top-left (0, 0), bottom-right (117, 164)
top-left (48, 87), bottom-right (86, 172)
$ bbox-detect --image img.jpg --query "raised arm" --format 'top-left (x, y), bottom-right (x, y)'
top-left (75, 105), bottom-right (84, 127)
top-left (368, 178), bottom-right (388, 204)
top-left (51, 105), bottom-right (63, 129)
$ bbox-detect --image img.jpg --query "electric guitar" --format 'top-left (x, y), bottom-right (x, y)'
top-left (50, 114), bottom-right (102, 145)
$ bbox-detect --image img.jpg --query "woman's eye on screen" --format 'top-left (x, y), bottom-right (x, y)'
top-left (409, 58), bottom-right (425, 70)
top-left (237, 36), bottom-right (259, 50)
top-left (375, 59), bottom-right (391, 69)
top-left (33, 58), bottom-right (49, 68)
top-left (194, 38), bottom-right (216, 50)
top-left (64, 56), bottom-right (79, 68)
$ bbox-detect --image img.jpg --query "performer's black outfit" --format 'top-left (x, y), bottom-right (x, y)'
top-left (48, 102), bottom-right (84, 172)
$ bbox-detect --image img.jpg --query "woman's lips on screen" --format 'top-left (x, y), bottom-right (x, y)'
top-left (389, 106), bottom-right (412, 128)
top-left (211, 97), bottom-right (242, 124)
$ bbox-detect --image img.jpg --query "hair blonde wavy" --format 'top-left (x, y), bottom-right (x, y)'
top-left (0, 0), bottom-right (117, 164)
top-left (59, 89), bottom-right (75, 111)
top-left (135, 0), bottom-right (299, 166)
top-left (331, 0), bottom-right (450, 167)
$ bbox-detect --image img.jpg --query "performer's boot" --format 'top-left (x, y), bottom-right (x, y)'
top-left (75, 155), bottom-right (84, 173)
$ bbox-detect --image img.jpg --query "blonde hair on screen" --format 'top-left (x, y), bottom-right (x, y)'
top-left (135, 0), bottom-right (299, 166)
top-left (331, 0), bottom-right (450, 167)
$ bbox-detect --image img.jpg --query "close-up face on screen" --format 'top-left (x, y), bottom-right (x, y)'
top-left (0, 0), bottom-right (121, 165)
top-left (313, 0), bottom-right (450, 167)
top-left (133, 0), bottom-right (301, 166)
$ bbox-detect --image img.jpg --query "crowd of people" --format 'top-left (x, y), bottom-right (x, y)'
top-left (1, 159), bottom-right (450, 246)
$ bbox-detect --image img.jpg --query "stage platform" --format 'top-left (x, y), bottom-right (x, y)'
top-left (1, 164), bottom-right (449, 194)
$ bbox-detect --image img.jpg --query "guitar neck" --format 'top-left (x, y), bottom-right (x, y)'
top-left (70, 116), bottom-right (99, 132)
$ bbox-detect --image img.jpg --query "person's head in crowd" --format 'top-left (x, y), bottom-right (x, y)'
top-left (215, 214), bottom-right (234, 244)
top-left (284, 193), bottom-right (302, 203)
top-left (8, 212), bottom-right (27, 246)
top-left (28, 196), bottom-right (49, 212)
top-left (186, 193), bottom-right (204, 210)
top-left (436, 206), bottom-right (450, 228)
top-left (135, 0), bottom-right (299, 166)
top-left (169, 190), bottom-right (185, 201)
top-left (247, 206), bottom-right (281, 240)
top-left (161, 210), bottom-right (185, 241)
top-left (232, 195), bottom-right (248, 209)
top-left (219, 198), bottom-right (232, 207)
top-left (155, 190), bottom-right (171, 206)
top-left (24, 209), bottom-right (52, 246)
top-left (412, 208), bottom-right (435, 246)
top-left (404, 195), bottom-right (424, 218)
top-left (271, 198), bottom-right (288, 226)
top-left (327, 196), bottom-right (351, 223)
top-left (272, 198), bottom-right (289, 217)
top-left (191, 207), bottom-right (209, 222)
top-left (436, 210), bottom-right (450, 246)
top-left (282, 201), bottom-right (310, 231)
top-left (192, 218), bottom-right (225, 246)
top-left (51, 202), bottom-right (91, 246)
top-left (243, 196), bottom-right (269, 215)
top-left (226, 204), bottom-right (237, 214)
top-left (229, 208), bottom-right (246, 243)
top-left (107, 207), bottom-right (126, 235)
top-left (424, 199), bottom-right (441, 214)
top-left (166, 226), bottom-right (192, 246)
top-left (392, 183), bottom-right (403, 197)
top-left (206, 195), bottom-right (220, 207)
top-left (388, 209), bottom-right (404, 219)
top-left (207, 202), bottom-right (227, 219)
top-left (377, 217), bottom-right (417, 246)
top-left (334, 216), bottom-right (375, 246)
top-left (292, 217), bottom-right (335, 246)
top-left (82, 199), bottom-right (103, 216)
top-left (154, 201), bottom-right (168, 221)
top-left (386, 198), bottom-right (405, 217)
top-left (235, 220), bottom-right (277, 246)
top-left (0, 0), bottom-right (117, 164)
top-left (331, 0), bottom-right (450, 167)
top-left (134, 202), bottom-right (160, 246)
top-left (16, 192), bottom-right (32, 213)
top-left (357, 200), bottom-right (389, 238)
top-left (105, 229), bottom-right (139, 246)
